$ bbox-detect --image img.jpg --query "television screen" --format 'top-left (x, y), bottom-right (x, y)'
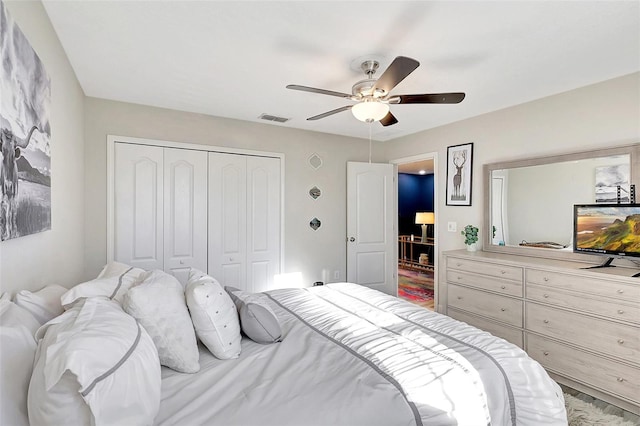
top-left (574, 203), bottom-right (640, 258)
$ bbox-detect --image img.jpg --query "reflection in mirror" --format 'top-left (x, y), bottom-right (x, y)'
top-left (491, 154), bottom-right (630, 248)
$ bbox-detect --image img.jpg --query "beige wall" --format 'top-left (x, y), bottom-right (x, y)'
top-left (83, 98), bottom-right (371, 285)
top-left (0, 1), bottom-right (85, 295)
top-left (380, 72), bottom-right (640, 311)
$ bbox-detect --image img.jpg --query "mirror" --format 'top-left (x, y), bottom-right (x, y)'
top-left (483, 144), bottom-right (639, 261)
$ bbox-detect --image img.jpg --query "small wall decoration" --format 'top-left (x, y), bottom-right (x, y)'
top-left (595, 164), bottom-right (630, 203)
top-left (309, 186), bottom-right (321, 200)
top-left (0, 0), bottom-right (52, 241)
top-left (309, 217), bottom-right (321, 231)
top-left (446, 143), bottom-right (473, 206)
top-left (308, 153), bottom-right (323, 170)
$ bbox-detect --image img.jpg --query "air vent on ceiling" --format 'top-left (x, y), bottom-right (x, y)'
top-left (258, 113), bottom-right (290, 123)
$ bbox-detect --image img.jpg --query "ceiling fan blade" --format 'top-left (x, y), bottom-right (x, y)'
top-left (372, 56), bottom-right (419, 94)
top-left (307, 105), bottom-right (353, 121)
top-left (286, 84), bottom-right (353, 99)
top-left (389, 92), bottom-right (466, 104)
top-left (379, 111), bottom-right (398, 127)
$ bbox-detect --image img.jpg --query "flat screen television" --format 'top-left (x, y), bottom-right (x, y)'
top-left (574, 203), bottom-right (640, 259)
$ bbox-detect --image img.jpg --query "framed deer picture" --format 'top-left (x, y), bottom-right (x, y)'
top-left (446, 143), bottom-right (473, 206)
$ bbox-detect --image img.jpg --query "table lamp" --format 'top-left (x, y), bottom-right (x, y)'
top-left (415, 212), bottom-right (435, 242)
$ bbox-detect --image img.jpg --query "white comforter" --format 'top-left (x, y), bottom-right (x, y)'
top-left (156, 283), bottom-right (567, 426)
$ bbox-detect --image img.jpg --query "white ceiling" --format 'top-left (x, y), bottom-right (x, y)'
top-left (42, 1), bottom-right (640, 142)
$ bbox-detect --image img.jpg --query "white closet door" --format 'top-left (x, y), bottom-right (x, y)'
top-left (208, 153), bottom-right (247, 289)
top-left (163, 148), bottom-right (208, 285)
top-left (246, 156), bottom-right (281, 292)
top-left (114, 143), bottom-right (164, 270)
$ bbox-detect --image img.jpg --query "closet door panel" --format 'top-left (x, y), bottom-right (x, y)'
top-left (114, 143), bottom-right (164, 270)
top-left (164, 148), bottom-right (208, 284)
top-left (247, 156), bottom-right (281, 292)
top-left (209, 153), bottom-right (247, 289)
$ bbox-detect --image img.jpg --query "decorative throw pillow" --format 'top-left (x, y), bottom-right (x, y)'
top-left (0, 300), bottom-right (40, 426)
top-left (60, 262), bottom-right (145, 309)
top-left (123, 270), bottom-right (200, 373)
top-left (185, 269), bottom-right (241, 359)
top-left (14, 284), bottom-right (67, 325)
top-left (225, 287), bottom-right (282, 344)
top-left (27, 298), bottom-right (161, 426)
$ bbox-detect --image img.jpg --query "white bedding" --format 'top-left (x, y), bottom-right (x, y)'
top-left (156, 283), bottom-right (567, 426)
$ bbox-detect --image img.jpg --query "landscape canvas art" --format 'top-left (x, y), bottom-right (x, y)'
top-left (595, 164), bottom-right (629, 203)
top-left (0, 0), bottom-right (51, 241)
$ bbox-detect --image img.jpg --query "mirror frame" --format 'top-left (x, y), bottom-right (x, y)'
top-left (483, 143), bottom-right (640, 263)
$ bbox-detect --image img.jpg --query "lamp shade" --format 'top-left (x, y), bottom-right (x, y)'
top-left (415, 212), bottom-right (435, 225)
top-left (351, 101), bottom-right (390, 122)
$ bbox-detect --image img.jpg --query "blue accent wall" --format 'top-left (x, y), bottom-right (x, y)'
top-left (398, 173), bottom-right (434, 236)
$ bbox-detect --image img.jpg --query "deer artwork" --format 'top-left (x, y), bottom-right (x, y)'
top-left (0, 125), bottom-right (38, 240)
top-left (451, 151), bottom-right (467, 200)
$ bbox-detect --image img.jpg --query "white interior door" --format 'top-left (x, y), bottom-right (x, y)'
top-left (208, 153), bottom-right (248, 289)
top-left (347, 162), bottom-right (395, 295)
top-left (163, 148), bottom-right (208, 284)
top-left (114, 143), bottom-right (164, 271)
top-left (246, 156), bottom-right (281, 292)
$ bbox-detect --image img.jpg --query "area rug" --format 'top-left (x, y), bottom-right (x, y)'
top-left (565, 393), bottom-right (637, 426)
top-left (398, 268), bottom-right (434, 308)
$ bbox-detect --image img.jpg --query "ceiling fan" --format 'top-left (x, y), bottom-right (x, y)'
top-left (286, 56), bottom-right (465, 127)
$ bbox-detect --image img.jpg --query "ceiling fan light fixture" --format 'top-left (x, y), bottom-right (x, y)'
top-left (351, 101), bottom-right (389, 122)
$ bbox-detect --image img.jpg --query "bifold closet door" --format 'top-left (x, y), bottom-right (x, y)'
top-left (114, 143), bottom-right (164, 271)
top-left (163, 148), bottom-right (208, 284)
top-left (208, 153), bottom-right (281, 292)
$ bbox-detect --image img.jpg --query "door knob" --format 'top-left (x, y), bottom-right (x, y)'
top-left (349, 237), bottom-right (356, 242)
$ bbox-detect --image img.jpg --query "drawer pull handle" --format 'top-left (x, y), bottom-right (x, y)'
top-left (618, 339), bottom-right (624, 345)
top-left (501, 308), bottom-right (506, 312)
top-left (617, 289), bottom-right (624, 294)
top-left (501, 285), bottom-right (506, 290)
top-left (543, 294), bottom-right (549, 298)
top-left (543, 319), bottom-right (549, 324)
top-left (617, 377), bottom-right (624, 382)
top-left (457, 276), bottom-right (462, 280)
top-left (543, 351), bottom-right (549, 356)
top-left (457, 296), bottom-right (462, 300)
top-left (500, 270), bottom-right (506, 275)
top-left (618, 310), bottom-right (624, 315)
top-left (456, 263), bottom-right (462, 267)
top-left (543, 277), bottom-right (549, 282)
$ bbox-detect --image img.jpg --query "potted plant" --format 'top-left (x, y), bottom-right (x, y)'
top-left (461, 225), bottom-right (479, 251)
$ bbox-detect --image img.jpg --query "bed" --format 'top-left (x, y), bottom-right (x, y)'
top-left (1, 270), bottom-right (567, 426)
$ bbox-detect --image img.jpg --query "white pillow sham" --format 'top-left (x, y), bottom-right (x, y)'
top-left (123, 269), bottom-right (200, 373)
top-left (185, 269), bottom-right (241, 359)
top-left (28, 298), bottom-right (161, 426)
top-left (226, 287), bottom-right (282, 344)
top-left (61, 262), bottom-right (145, 309)
top-left (0, 300), bottom-right (40, 426)
top-left (14, 284), bottom-right (67, 325)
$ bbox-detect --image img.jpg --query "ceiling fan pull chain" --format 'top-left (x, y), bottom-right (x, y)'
top-left (368, 121), bottom-right (372, 164)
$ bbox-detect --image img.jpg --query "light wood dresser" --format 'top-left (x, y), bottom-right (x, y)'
top-left (443, 250), bottom-right (640, 414)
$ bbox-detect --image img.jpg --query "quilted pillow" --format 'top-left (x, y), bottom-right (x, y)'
top-left (61, 262), bottom-right (145, 309)
top-left (185, 269), bottom-right (241, 359)
top-left (14, 284), bottom-right (67, 324)
top-left (123, 270), bottom-right (200, 373)
top-left (225, 287), bottom-right (282, 344)
top-left (27, 298), bottom-right (161, 426)
top-left (0, 300), bottom-right (40, 426)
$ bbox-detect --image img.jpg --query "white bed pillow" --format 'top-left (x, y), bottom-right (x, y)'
top-left (185, 269), bottom-right (241, 359)
top-left (123, 269), bottom-right (200, 373)
top-left (14, 284), bottom-right (67, 325)
top-left (61, 262), bottom-right (145, 309)
top-left (225, 287), bottom-right (282, 344)
top-left (28, 298), bottom-right (161, 426)
top-left (0, 300), bottom-right (40, 426)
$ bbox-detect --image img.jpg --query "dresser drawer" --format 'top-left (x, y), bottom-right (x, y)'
top-left (447, 257), bottom-right (523, 281)
top-left (527, 284), bottom-right (640, 324)
top-left (527, 333), bottom-right (640, 404)
top-left (448, 284), bottom-right (523, 327)
top-left (526, 302), bottom-right (639, 364)
top-left (526, 269), bottom-right (639, 302)
top-left (448, 308), bottom-right (523, 348)
top-left (447, 270), bottom-right (522, 297)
